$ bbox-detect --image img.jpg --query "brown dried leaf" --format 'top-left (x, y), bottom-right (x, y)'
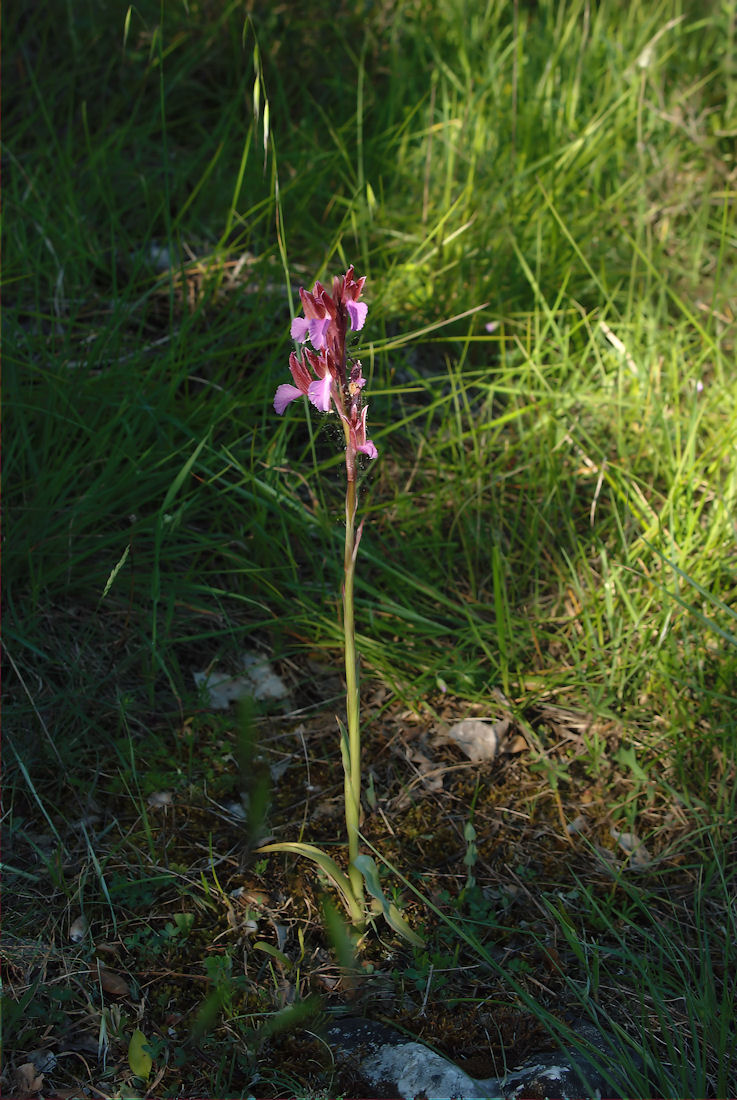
top-left (94, 941), bottom-right (119, 956)
top-left (235, 889), bottom-right (271, 908)
top-left (611, 829), bottom-right (652, 868)
top-left (506, 733), bottom-right (528, 754)
top-left (98, 965), bottom-right (130, 996)
top-left (407, 747), bottom-right (444, 791)
top-left (11, 1063), bottom-right (44, 1098)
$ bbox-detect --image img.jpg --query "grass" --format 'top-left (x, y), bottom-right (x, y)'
top-left (3, 0), bottom-right (736, 1095)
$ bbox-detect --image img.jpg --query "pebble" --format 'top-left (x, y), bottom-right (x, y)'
top-left (324, 1015), bottom-right (633, 1099)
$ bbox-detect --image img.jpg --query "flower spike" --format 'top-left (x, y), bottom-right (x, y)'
top-left (276, 268), bottom-right (376, 471)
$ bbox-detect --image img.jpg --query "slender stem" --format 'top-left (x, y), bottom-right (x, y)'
top-left (343, 475), bottom-right (364, 909)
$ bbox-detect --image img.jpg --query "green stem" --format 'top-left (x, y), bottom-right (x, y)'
top-left (343, 476), bottom-right (364, 910)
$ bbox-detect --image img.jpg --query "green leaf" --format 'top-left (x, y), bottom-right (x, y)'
top-left (353, 854), bottom-right (424, 946)
top-left (256, 841), bottom-right (363, 927)
top-left (616, 745), bottom-right (649, 784)
top-left (322, 896), bottom-right (359, 971)
top-left (253, 941), bottom-right (292, 969)
top-left (337, 715), bottom-right (351, 774)
top-left (173, 911), bottom-right (195, 936)
top-left (161, 434), bottom-right (210, 513)
top-left (128, 1028), bottom-right (152, 1080)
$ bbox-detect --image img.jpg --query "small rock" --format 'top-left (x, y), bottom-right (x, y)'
top-left (193, 650), bottom-right (289, 710)
top-left (27, 1050), bottom-right (57, 1074)
top-left (147, 790), bottom-right (173, 809)
top-left (611, 828), bottom-right (652, 869)
top-left (445, 718), bottom-right (510, 762)
top-left (69, 914), bottom-right (88, 943)
top-left (324, 1015), bottom-right (632, 1099)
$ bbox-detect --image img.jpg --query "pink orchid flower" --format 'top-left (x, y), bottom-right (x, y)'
top-left (342, 404), bottom-right (377, 460)
top-left (274, 349), bottom-right (336, 415)
top-left (290, 265), bottom-right (368, 353)
top-left (274, 267), bottom-right (377, 475)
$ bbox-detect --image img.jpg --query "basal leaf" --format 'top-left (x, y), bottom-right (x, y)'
top-left (353, 854), bottom-right (424, 946)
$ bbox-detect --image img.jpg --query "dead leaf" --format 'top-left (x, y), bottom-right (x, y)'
top-left (94, 941), bottom-right (119, 956)
top-left (611, 828), bottom-right (652, 868)
top-left (506, 733), bottom-right (528, 754)
top-left (11, 1063), bottom-right (44, 1097)
top-left (407, 747), bottom-right (444, 791)
top-left (98, 965), bottom-right (130, 996)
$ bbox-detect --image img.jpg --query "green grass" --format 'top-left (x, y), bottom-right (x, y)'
top-left (3, 0), bottom-right (736, 1095)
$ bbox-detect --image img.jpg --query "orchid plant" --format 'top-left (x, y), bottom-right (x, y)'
top-left (258, 267), bottom-right (421, 944)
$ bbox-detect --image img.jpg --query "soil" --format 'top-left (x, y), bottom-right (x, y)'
top-left (3, 672), bottom-right (709, 1098)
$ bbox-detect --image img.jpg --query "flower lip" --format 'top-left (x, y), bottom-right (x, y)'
top-left (346, 299), bottom-right (368, 332)
top-left (290, 316), bottom-right (311, 342)
top-left (274, 383), bottom-right (303, 415)
top-left (308, 316), bottom-right (332, 349)
top-left (308, 372), bottom-right (333, 413)
top-left (274, 349), bottom-right (336, 415)
top-left (356, 438), bottom-right (378, 459)
top-left (340, 403), bottom-right (378, 464)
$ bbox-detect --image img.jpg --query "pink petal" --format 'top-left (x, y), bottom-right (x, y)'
top-left (309, 317), bottom-right (331, 349)
top-left (308, 373), bottom-right (333, 412)
top-left (290, 316), bottom-right (311, 342)
top-left (274, 384), bottom-right (303, 414)
top-left (357, 439), bottom-right (378, 459)
top-left (346, 300), bottom-right (368, 332)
